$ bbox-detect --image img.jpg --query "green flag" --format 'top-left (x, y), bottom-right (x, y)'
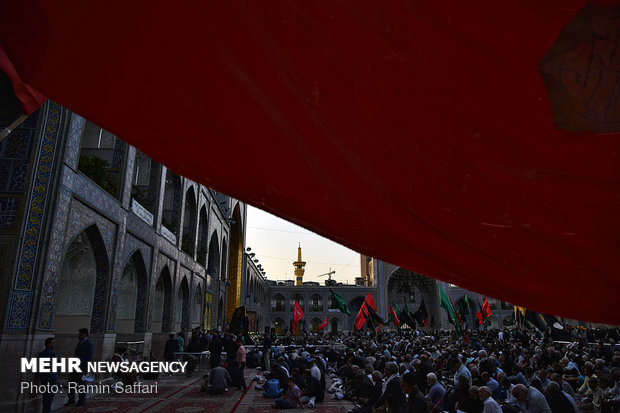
top-left (464, 294), bottom-right (471, 315)
top-left (457, 296), bottom-right (469, 316)
top-left (391, 302), bottom-right (402, 317)
top-left (439, 284), bottom-right (462, 336)
top-left (402, 303), bottom-right (412, 316)
top-left (329, 289), bottom-right (351, 315)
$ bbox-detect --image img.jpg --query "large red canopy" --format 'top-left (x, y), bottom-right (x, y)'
top-left (1, 1), bottom-right (619, 324)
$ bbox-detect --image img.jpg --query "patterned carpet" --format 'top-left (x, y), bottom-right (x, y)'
top-left (52, 368), bottom-right (355, 413)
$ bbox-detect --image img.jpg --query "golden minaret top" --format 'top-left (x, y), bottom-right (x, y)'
top-left (293, 243), bottom-right (306, 286)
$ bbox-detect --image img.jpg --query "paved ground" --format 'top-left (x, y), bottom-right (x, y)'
top-left (51, 368), bottom-right (354, 413)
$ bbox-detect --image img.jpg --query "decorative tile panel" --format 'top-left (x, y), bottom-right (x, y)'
top-left (3, 129), bottom-right (31, 159)
top-left (65, 199), bottom-right (116, 259)
top-left (0, 197), bottom-right (18, 229)
top-left (0, 108), bottom-right (37, 194)
top-left (64, 113), bottom-right (85, 170)
top-left (9, 162), bottom-right (28, 192)
top-left (38, 185), bottom-right (72, 329)
top-left (121, 232), bottom-right (153, 331)
top-left (131, 199), bottom-right (154, 226)
top-left (38, 195), bottom-right (117, 330)
top-left (122, 233), bottom-right (153, 272)
top-left (161, 225), bottom-right (177, 245)
top-left (13, 102), bottom-right (61, 292)
top-left (106, 227), bottom-right (126, 332)
top-left (6, 292), bottom-right (32, 329)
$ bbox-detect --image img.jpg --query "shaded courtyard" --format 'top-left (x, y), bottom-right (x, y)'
top-left (50, 367), bottom-right (353, 413)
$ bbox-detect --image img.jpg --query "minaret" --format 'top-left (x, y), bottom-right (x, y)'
top-left (293, 243), bottom-right (306, 286)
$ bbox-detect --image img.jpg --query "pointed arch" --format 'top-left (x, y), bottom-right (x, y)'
top-left (348, 296), bottom-right (366, 315)
top-left (310, 294), bottom-right (323, 312)
top-left (54, 224), bottom-right (110, 334)
top-left (116, 250), bottom-right (148, 333)
top-left (331, 317), bottom-right (340, 333)
top-left (181, 186), bottom-right (197, 256)
top-left (291, 294), bottom-right (304, 311)
top-left (193, 284), bottom-right (203, 328)
top-left (271, 293), bottom-right (286, 312)
top-left (153, 266), bottom-right (173, 333)
top-left (197, 206), bottom-right (208, 265)
top-left (176, 276), bottom-right (190, 331)
top-left (162, 169), bottom-right (181, 236)
top-left (310, 317), bottom-right (322, 333)
top-left (207, 231), bottom-right (220, 279)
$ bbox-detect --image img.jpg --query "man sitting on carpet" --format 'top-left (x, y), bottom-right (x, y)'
top-left (274, 377), bottom-right (302, 409)
top-left (201, 362), bottom-right (231, 395)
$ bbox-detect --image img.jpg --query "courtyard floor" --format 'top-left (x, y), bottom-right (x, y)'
top-left (51, 367), bottom-right (354, 413)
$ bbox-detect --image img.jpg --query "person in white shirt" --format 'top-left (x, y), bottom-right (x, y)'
top-left (479, 386), bottom-right (502, 413)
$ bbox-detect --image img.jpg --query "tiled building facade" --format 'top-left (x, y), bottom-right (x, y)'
top-left (0, 96), bottom-right (265, 411)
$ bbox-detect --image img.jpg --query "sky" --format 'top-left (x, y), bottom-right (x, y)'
top-left (246, 206), bottom-right (361, 284)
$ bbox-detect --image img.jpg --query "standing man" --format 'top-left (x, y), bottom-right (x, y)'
top-left (175, 331), bottom-right (185, 352)
top-left (164, 333), bottom-right (179, 362)
top-left (66, 328), bottom-right (93, 407)
top-left (236, 337), bottom-right (247, 390)
top-left (209, 331), bottom-right (223, 370)
top-left (263, 332), bottom-right (272, 372)
top-left (38, 337), bottom-right (58, 413)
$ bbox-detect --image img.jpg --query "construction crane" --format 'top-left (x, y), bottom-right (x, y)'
top-left (317, 269), bottom-right (336, 286)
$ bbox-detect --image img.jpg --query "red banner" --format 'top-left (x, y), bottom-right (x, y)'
top-left (318, 315), bottom-right (328, 331)
top-left (482, 298), bottom-right (493, 319)
top-left (355, 303), bottom-right (369, 331)
top-left (390, 304), bottom-right (400, 328)
top-left (293, 300), bottom-right (304, 335)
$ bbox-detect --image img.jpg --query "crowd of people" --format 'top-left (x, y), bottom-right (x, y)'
top-left (186, 326), bottom-right (620, 412)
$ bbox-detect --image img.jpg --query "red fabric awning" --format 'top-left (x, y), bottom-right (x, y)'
top-left (1, 1), bottom-right (619, 324)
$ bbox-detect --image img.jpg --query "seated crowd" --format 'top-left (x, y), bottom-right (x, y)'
top-left (175, 326), bottom-right (620, 413)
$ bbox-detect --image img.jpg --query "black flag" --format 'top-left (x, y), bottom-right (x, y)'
top-left (366, 301), bottom-right (387, 325)
top-left (413, 299), bottom-right (429, 325)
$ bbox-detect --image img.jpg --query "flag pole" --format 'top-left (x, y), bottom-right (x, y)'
top-left (368, 308), bottom-right (377, 336)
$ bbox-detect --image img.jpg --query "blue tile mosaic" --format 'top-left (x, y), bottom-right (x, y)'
top-left (38, 185), bottom-right (72, 329)
top-left (90, 226), bottom-right (112, 334)
top-left (64, 114), bottom-right (84, 170)
top-left (13, 103), bottom-right (61, 292)
top-left (3, 129), bottom-right (31, 159)
top-left (106, 227), bottom-right (126, 332)
top-left (38, 196), bottom-right (117, 330)
top-left (0, 197), bottom-right (18, 229)
top-left (9, 162), bottom-right (28, 192)
top-left (6, 103), bottom-right (62, 330)
top-left (0, 107), bottom-right (36, 194)
top-left (122, 234), bottom-right (153, 272)
top-left (6, 291), bottom-right (32, 329)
